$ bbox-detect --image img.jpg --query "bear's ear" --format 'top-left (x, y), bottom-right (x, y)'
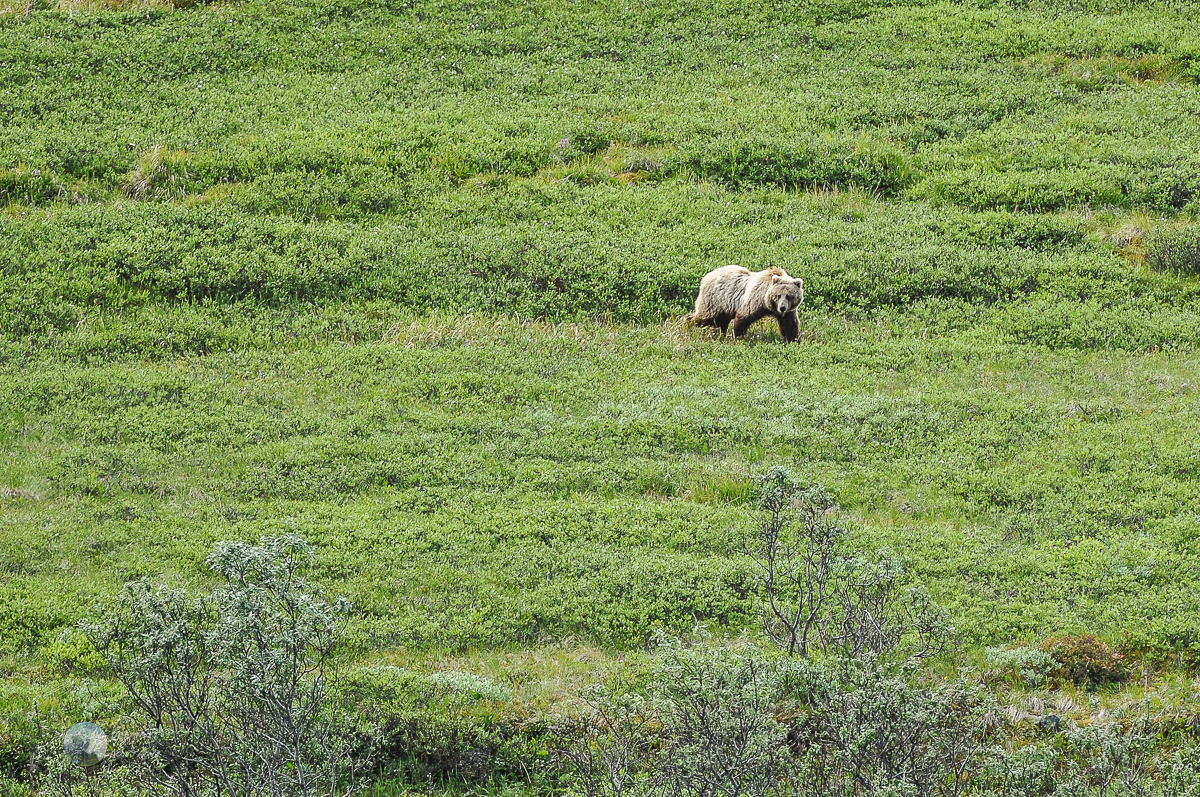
top-left (771, 275), bottom-right (782, 284)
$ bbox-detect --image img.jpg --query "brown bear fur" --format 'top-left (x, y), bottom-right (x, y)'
top-left (685, 265), bottom-right (804, 342)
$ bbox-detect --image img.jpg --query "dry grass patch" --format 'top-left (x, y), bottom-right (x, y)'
top-left (1082, 209), bottom-right (1200, 276)
top-left (1072, 208), bottom-right (1158, 268)
top-left (0, 486), bottom-right (41, 501)
top-left (0, 0), bottom-right (34, 16)
top-left (1037, 53), bottom-right (1193, 90)
top-left (54, 0), bottom-right (175, 10)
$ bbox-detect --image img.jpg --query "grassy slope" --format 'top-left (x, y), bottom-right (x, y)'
top-left (2, 0), bottom-right (1200, 736)
top-left (4, 317), bottom-right (1200, 657)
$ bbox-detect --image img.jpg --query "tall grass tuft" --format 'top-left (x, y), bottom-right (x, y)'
top-left (123, 146), bottom-right (196, 201)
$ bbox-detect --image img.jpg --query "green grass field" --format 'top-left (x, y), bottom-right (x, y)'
top-left (3, 0), bottom-right (1200, 792)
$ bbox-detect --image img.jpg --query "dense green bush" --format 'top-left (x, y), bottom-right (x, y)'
top-left (0, 165), bottom-right (64, 206)
top-left (339, 666), bottom-right (550, 789)
top-left (1147, 226), bottom-right (1200, 277)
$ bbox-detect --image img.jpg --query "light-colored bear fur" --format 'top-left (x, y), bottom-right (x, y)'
top-left (685, 265), bottom-right (805, 342)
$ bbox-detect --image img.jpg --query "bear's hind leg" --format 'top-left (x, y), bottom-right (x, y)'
top-left (688, 312), bottom-right (732, 334)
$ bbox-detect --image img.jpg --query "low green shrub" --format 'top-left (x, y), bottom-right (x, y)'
top-left (43, 628), bottom-right (106, 676)
top-left (232, 165), bottom-right (416, 220)
top-left (0, 714), bottom-right (37, 786)
top-left (984, 644), bottom-right (1058, 688)
top-left (0, 165), bottom-right (65, 206)
top-left (996, 297), bottom-right (1200, 351)
top-left (340, 666), bottom-right (554, 791)
top-left (0, 594), bottom-right (71, 655)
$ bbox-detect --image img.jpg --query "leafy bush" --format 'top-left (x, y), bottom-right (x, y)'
top-left (996, 297), bottom-right (1200, 351)
top-left (791, 663), bottom-right (994, 797)
top-left (0, 593), bottom-right (70, 654)
top-left (567, 639), bottom-right (1200, 797)
top-left (563, 639), bottom-right (790, 797)
top-left (984, 645), bottom-right (1058, 688)
top-left (566, 639), bottom-right (1000, 797)
top-left (650, 639), bottom-right (790, 797)
top-left (83, 535), bottom-right (358, 797)
top-left (424, 671), bottom-right (512, 703)
top-left (1159, 745), bottom-right (1200, 797)
top-left (233, 165), bottom-right (416, 220)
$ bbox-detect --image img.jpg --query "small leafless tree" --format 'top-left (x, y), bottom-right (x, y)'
top-left (745, 467), bottom-right (843, 658)
top-left (747, 468), bottom-right (954, 664)
top-left (826, 555), bottom-right (952, 663)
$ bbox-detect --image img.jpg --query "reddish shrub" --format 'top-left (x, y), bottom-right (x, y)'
top-left (1038, 634), bottom-right (1128, 688)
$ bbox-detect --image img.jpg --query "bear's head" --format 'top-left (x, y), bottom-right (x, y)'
top-left (767, 275), bottom-right (804, 315)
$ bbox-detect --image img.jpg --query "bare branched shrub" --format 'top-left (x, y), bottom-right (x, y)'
top-left (746, 467), bottom-right (843, 657)
top-left (826, 555), bottom-right (952, 662)
top-left (561, 689), bottom-right (656, 797)
top-left (747, 467), bottom-right (954, 663)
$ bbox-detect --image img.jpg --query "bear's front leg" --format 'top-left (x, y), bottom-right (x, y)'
top-left (777, 312), bottom-right (800, 342)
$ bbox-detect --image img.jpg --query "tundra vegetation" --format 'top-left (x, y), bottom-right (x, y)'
top-left (2, 0), bottom-right (1200, 792)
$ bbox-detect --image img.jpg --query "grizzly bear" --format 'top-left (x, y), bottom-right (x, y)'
top-left (685, 265), bottom-right (805, 342)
